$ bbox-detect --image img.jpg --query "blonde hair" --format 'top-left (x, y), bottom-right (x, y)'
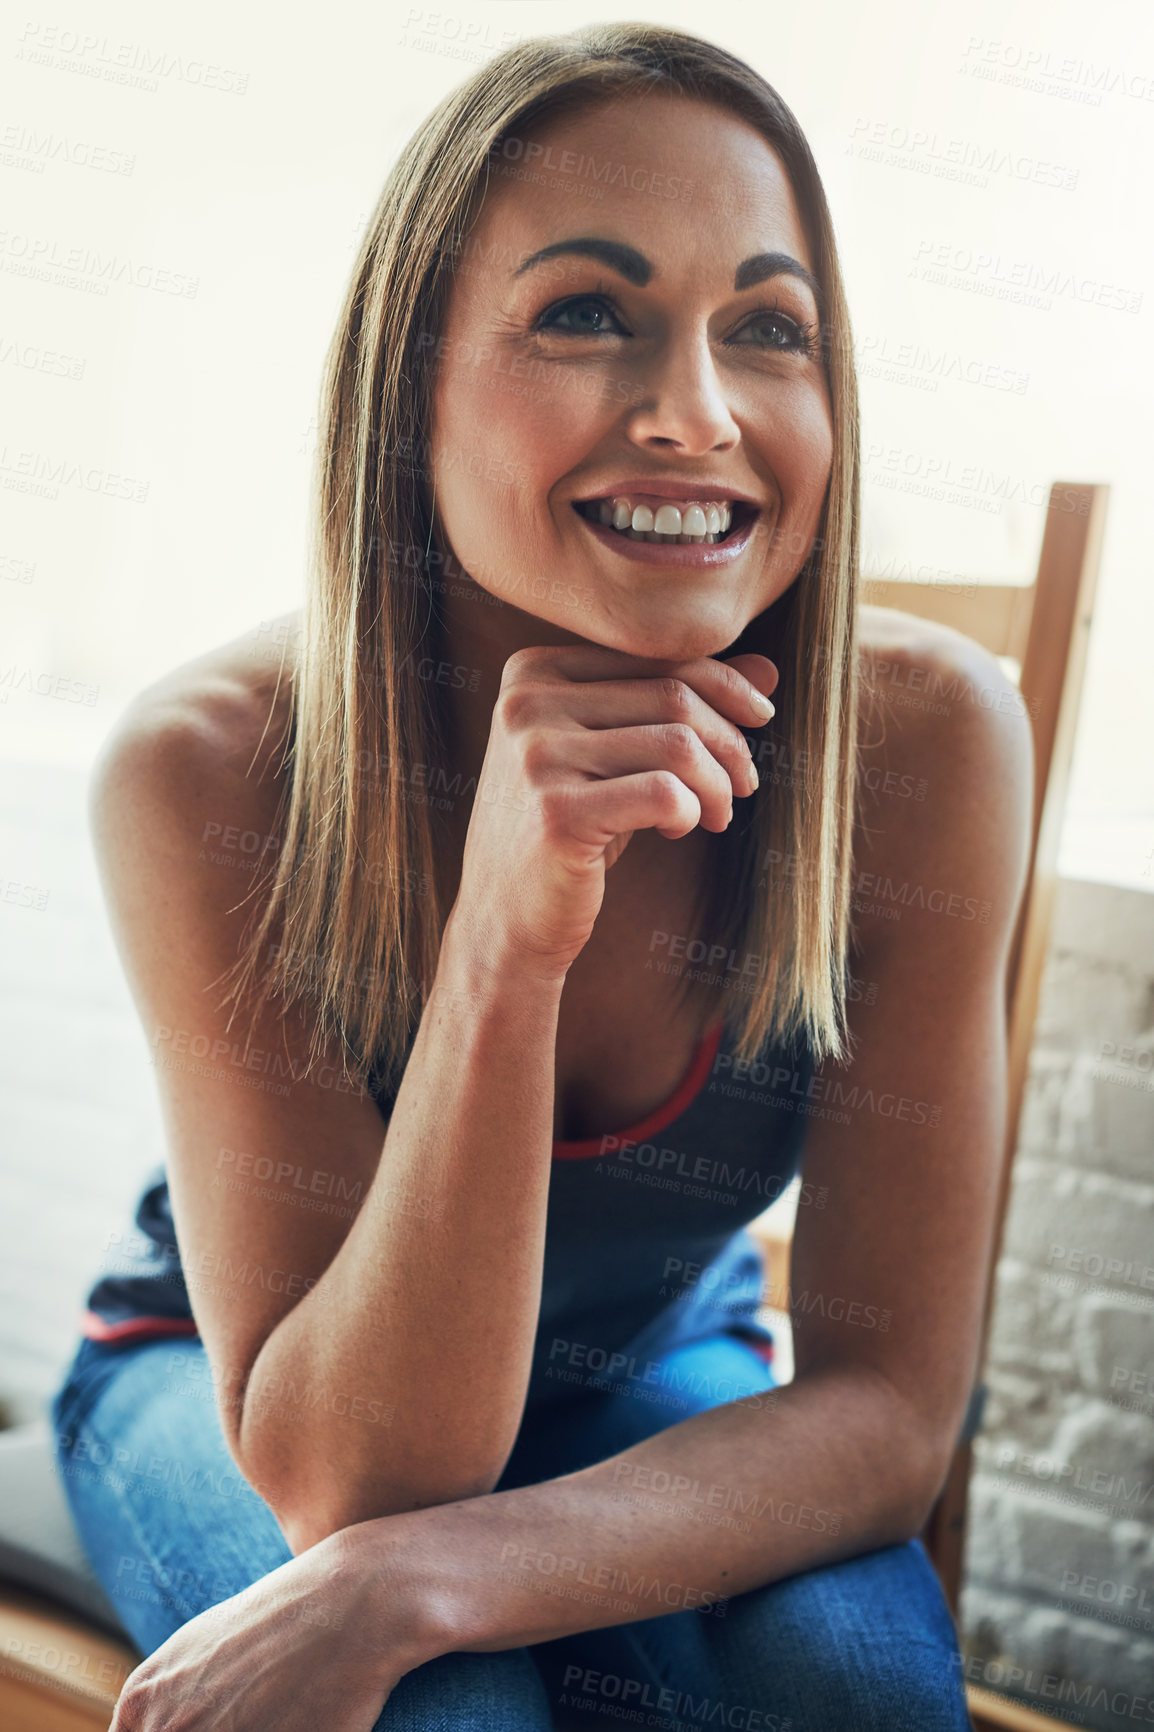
top-left (221, 22), bottom-right (861, 1094)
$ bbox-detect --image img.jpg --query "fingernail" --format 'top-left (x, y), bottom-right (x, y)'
top-left (750, 692), bottom-right (774, 717)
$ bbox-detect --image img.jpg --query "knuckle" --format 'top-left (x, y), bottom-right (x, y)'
top-left (659, 677), bottom-right (693, 716)
top-left (116, 1678), bottom-right (150, 1725)
top-left (660, 722), bottom-right (699, 763)
top-left (494, 683), bottom-right (535, 729)
top-left (650, 769), bottom-right (685, 807)
top-left (518, 728), bottom-right (552, 776)
top-left (502, 646), bottom-right (539, 683)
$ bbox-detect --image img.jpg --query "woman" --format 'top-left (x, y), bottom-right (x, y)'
top-left (52, 22), bottom-right (1030, 1731)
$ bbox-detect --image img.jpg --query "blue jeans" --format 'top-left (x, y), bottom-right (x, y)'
top-left (51, 1330), bottom-right (971, 1730)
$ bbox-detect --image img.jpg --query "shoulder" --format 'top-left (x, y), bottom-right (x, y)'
top-left (850, 604), bottom-right (1034, 963)
top-left (855, 601), bottom-right (1034, 799)
top-left (857, 600), bottom-right (1031, 725)
top-left (89, 610), bottom-right (301, 866)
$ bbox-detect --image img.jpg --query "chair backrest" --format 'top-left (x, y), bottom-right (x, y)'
top-left (859, 575), bottom-right (1035, 661)
top-left (859, 481), bottom-right (1110, 1633)
top-left (753, 481), bottom-right (1110, 1636)
top-left (862, 480), bottom-right (1110, 1362)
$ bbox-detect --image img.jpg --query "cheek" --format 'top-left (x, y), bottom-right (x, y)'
top-left (770, 385), bottom-right (834, 519)
top-left (431, 358), bottom-right (557, 495)
top-left (432, 354), bottom-right (598, 539)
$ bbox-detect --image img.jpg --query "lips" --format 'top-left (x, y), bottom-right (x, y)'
top-left (573, 480), bottom-right (759, 506)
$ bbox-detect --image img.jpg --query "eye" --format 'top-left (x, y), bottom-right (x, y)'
top-left (536, 294), bottom-right (630, 337)
top-left (730, 307), bottom-right (821, 358)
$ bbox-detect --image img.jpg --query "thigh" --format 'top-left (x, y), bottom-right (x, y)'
top-left (511, 1331), bottom-right (968, 1730)
top-left (53, 1337), bottom-right (557, 1729)
top-left (376, 1649), bottom-right (554, 1731)
top-left (634, 1544), bottom-right (963, 1732)
top-left (534, 1538), bottom-right (969, 1732)
top-left (518, 1330), bottom-right (776, 1724)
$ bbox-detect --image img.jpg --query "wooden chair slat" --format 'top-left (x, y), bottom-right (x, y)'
top-left (0, 1581), bottom-right (137, 1728)
top-left (966, 1681), bottom-right (1088, 1731)
top-left (859, 578), bottom-right (1030, 659)
top-left (759, 481), bottom-right (1111, 1626)
top-left (925, 484), bottom-right (1108, 1613)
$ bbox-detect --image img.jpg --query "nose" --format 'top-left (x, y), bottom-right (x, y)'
top-left (624, 331), bottom-right (741, 456)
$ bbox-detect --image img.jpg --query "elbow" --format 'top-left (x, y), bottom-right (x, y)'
top-left (279, 1507), bottom-right (345, 1558)
top-left (852, 1376), bottom-right (957, 1544)
top-left (225, 1417), bottom-right (338, 1556)
top-left (232, 1389), bottom-right (510, 1553)
top-left (899, 1428), bottom-right (960, 1544)
top-left (260, 1464), bottom-right (506, 1558)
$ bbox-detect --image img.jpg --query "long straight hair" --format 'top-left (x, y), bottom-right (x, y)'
top-left (220, 23), bottom-right (862, 1095)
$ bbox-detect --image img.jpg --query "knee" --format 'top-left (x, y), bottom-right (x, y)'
top-left (375, 1648), bottom-right (551, 1731)
top-left (802, 1638), bottom-right (966, 1732)
top-left (717, 1542), bottom-right (968, 1731)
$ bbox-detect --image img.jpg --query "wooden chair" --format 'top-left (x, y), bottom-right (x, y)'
top-left (750, 480), bottom-right (1111, 1732)
top-left (0, 1582), bottom-right (136, 1730)
top-left (0, 483), bottom-right (1110, 1732)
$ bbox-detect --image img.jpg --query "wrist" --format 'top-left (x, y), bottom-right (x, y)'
top-left (344, 1511), bottom-right (467, 1673)
top-left (438, 903), bottom-right (571, 999)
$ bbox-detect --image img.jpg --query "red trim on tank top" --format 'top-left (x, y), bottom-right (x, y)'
top-left (81, 1311), bottom-right (200, 1344)
top-left (729, 1326), bottom-right (776, 1366)
top-left (551, 1020), bottom-right (725, 1160)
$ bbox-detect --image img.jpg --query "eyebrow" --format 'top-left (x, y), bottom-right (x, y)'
top-left (513, 237), bottom-right (823, 310)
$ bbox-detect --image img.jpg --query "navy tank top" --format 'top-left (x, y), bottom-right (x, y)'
top-left (80, 1014), bottom-right (818, 1409)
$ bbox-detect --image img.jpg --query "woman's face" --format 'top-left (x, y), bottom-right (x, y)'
top-left (428, 91), bottom-right (834, 662)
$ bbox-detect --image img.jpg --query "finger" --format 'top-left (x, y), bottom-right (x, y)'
top-left (505, 645), bottom-right (777, 730)
top-left (547, 770), bottom-right (705, 847)
top-left (546, 723), bottom-right (754, 828)
top-left (720, 652), bottom-right (779, 703)
top-left (524, 679), bottom-right (758, 799)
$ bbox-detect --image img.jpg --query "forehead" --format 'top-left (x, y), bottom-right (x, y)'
top-left (470, 90), bottom-right (815, 280)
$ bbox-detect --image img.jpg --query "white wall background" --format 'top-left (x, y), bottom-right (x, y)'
top-left (1, 0), bottom-right (1151, 889)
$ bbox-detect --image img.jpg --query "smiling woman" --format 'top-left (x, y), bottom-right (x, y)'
top-left (216, 39), bottom-right (863, 1105)
top-left (48, 21), bottom-right (1029, 1732)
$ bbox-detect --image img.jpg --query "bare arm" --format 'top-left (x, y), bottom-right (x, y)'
top-left (349, 1361), bottom-right (933, 1655)
top-left (94, 677), bottom-right (566, 1547)
top-left (237, 923), bottom-right (566, 1541)
top-left (327, 626), bottom-right (1035, 1656)
top-left (92, 638), bottom-right (774, 1550)
top-left (102, 625), bottom-right (1032, 1732)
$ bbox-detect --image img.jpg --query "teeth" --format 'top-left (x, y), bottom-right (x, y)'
top-left (580, 494), bottom-right (741, 546)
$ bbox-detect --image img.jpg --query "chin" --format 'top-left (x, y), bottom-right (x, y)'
top-left (571, 585), bottom-right (741, 658)
top-left (588, 606), bottom-right (745, 665)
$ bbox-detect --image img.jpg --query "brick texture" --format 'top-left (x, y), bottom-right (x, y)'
top-left (961, 878), bottom-right (1154, 1728)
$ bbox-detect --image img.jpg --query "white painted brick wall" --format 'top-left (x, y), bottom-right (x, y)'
top-left (961, 878), bottom-right (1154, 1727)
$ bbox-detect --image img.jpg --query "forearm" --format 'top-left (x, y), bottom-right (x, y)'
top-left (356, 1365), bottom-right (942, 1658)
top-left (240, 912), bottom-right (565, 1540)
